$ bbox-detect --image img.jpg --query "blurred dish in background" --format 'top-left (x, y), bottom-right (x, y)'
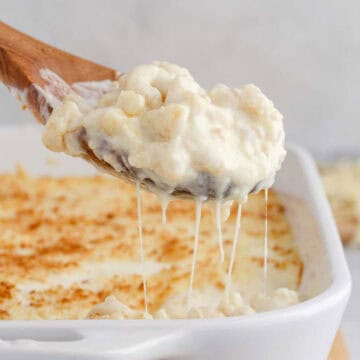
top-left (320, 160), bottom-right (360, 245)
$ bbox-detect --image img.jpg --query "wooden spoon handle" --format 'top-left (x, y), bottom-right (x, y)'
top-left (0, 21), bottom-right (116, 123)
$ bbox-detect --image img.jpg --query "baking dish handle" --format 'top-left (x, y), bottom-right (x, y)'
top-left (0, 327), bottom-right (189, 359)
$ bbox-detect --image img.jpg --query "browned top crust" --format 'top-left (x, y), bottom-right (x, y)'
top-left (0, 169), bottom-right (301, 319)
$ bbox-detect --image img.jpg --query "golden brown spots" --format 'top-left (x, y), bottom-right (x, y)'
top-left (250, 256), bottom-right (294, 270)
top-left (272, 245), bottom-right (294, 256)
top-left (0, 172), bottom-right (302, 319)
top-left (0, 281), bottom-right (14, 301)
top-left (0, 309), bottom-right (10, 319)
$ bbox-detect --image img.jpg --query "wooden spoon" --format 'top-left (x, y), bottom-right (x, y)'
top-left (0, 21), bottom-right (116, 124)
top-left (0, 22), bottom-right (158, 197)
top-left (0, 22), bottom-right (135, 192)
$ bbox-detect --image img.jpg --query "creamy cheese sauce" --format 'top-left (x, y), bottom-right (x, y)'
top-left (42, 62), bottom-right (286, 201)
top-left (34, 62), bottom-right (292, 319)
top-left (88, 287), bottom-right (299, 320)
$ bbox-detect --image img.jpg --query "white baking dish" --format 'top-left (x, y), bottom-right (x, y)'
top-left (0, 125), bottom-right (351, 360)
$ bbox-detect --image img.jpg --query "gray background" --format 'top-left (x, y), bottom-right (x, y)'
top-left (1, 0), bottom-right (360, 159)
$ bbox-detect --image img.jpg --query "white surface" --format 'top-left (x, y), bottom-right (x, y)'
top-left (1, 0), bottom-right (360, 160)
top-left (0, 126), bottom-right (351, 359)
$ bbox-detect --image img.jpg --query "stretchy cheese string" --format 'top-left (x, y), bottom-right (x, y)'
top-left (226, 203), bottom-right (242, 296)
top-left (136, 181), bottom-right (148, 313)
top-left (215, 199), bottom-right (225, 263)
top-left (187, 199), bottom-right (202, 307)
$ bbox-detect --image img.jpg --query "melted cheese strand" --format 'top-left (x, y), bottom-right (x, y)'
top-left (161, 196), bottom-right (169, 225)
top-left (136, 181), bottom-right (148, 313)
top-left (226, 203), bottom-right (242, 296)
top-left (187, 199), bottom-right (202, 307)
top-left (215, 199), bottom-right (225, 263)
top-left (263, 188), bottom-right (269, 293)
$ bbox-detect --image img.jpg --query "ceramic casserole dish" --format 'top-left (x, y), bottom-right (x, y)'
top-left (0, 125), bottom-right (351, 360)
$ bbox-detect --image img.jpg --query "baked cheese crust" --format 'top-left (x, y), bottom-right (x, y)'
top-left (0, 169), bottom-right (302, 319)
